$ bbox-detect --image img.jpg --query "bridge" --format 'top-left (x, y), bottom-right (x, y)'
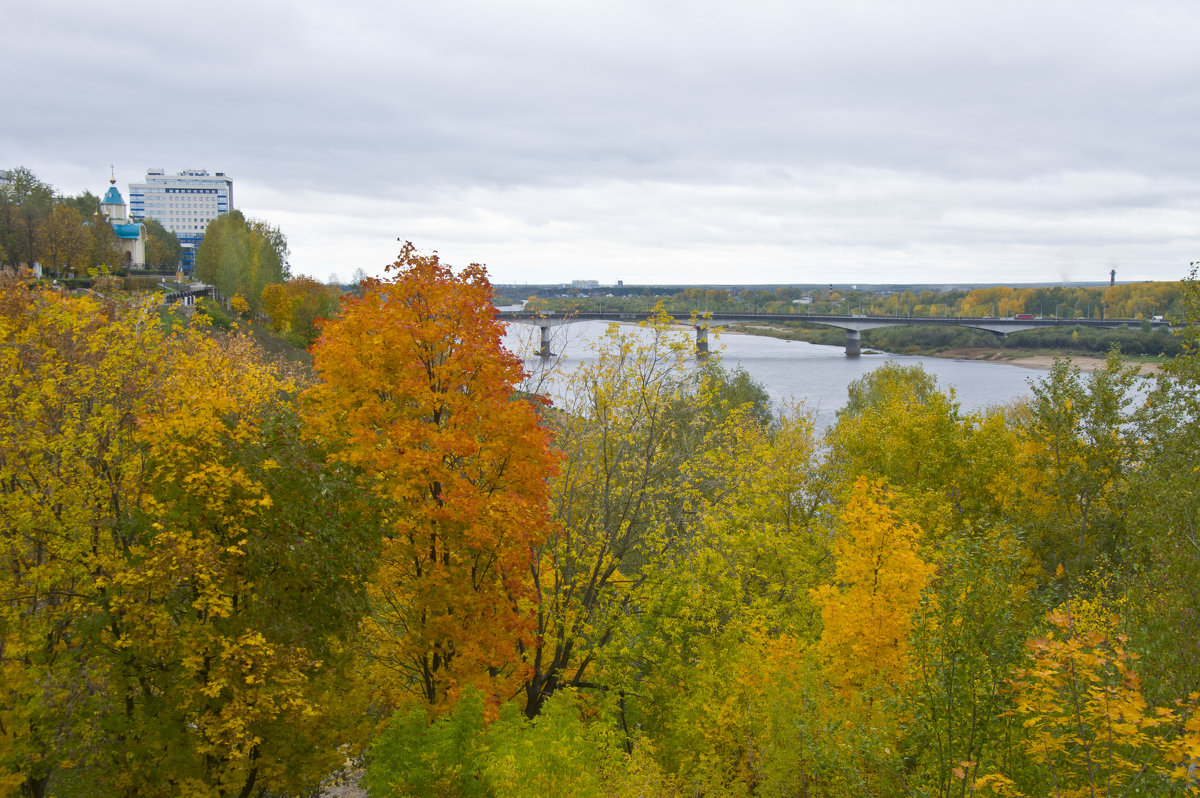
top-left (161, 285), bottom-right (214, 305)
top-left (498, 309), bottom-right (1173, 357)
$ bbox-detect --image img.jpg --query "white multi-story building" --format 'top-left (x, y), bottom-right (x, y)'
top-left (128, 169), bottom-right (233, 271)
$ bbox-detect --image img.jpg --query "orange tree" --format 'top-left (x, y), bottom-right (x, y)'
top-left (304, 242), bottom-right (557, 711)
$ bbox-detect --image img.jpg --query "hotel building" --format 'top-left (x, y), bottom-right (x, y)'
top-left (128, 169), bottom-right (233, 271)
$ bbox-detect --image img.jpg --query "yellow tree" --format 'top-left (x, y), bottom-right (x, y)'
top-left (811, 479), bottom-right (934, 697)
top-left (0, 279), bottom-right (168, 797)
top-left (975, 610), bottom-right (1200, 798)
top-left (260, 275), bottom-right (340, 345)
top-left (0, 276), bottom-right (380, 797)
top-left (517, 315), bottom-right (784, 721)
top-left (37, 203), bottom-right (89, 277)
top-left (823, 363), bottom-right (969, 540)
top-left (595, 403), bottom-right (826, 791)
top-left (304, 242), bottom-right (557, 710)
top-left (99, 330), bottom-right (380, 797)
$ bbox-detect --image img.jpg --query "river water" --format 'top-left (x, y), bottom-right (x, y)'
top-left (502, 319), bottom-right (1042, 430)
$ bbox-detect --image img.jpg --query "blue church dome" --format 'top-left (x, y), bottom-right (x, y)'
top-left (102, 185), bottom-right (124, 206)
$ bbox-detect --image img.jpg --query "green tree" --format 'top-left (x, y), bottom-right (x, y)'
top-left (907, 527), bottom-right (1041, 796)
top-left (141, 216), bottom-right (182, 269)
top-left (36, 203), bottom-right (90, 277)
top-left (1016, 352), bottom-right (1141, 577)
top-left (0, 167), bottom-right (53, 269)
top-left (194, 210), bottom-right (289, 312)
top-left (86, 207), bottom-right (121, 271)
top-left (60, 190), bottom-right (100, 220)
top-left (1124, 264), bottom-right (1200, 701)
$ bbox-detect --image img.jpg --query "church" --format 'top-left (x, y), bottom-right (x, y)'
top-left (100, 174), bottom-right (146, 268)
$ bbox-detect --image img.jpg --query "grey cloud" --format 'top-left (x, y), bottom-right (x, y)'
top-left (5, 0), bottom-right (1200, 283)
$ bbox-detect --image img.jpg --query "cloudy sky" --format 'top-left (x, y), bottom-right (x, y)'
top-left (5, 0), bottom-right (1199, 285)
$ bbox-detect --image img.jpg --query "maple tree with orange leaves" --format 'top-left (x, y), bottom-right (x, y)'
top-left (304, 242), bottom-right (558, 710)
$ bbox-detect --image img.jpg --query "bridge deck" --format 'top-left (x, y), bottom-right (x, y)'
top-left (499, 309), bottom-right (1168, 332)
top-left (499, 309), bottom-right (1172, 356)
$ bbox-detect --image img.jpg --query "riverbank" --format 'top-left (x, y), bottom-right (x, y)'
top-left (930, 348), bottom-right (1164, 375)
top-left (720, 323), bottom-right (1167, 375)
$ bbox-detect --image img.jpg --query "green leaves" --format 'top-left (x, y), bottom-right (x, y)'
top-left (194, 210), bottom-right (289, 313)
top-left (1019, 351), bottom-right (1142, 576)
top-left (0, 278), bottom-right (379, 797)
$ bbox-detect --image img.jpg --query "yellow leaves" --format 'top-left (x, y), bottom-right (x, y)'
top-left (973, 772), bottom-right (1029, 797)
top-left (0, 278), bottom-right (180, 783)
top-left (229, 294), bottom-right (250, 317)
top-left (978, 608), bottom-right (1200, 795)
top-left (0, 275), bottom-right (380, 795)
top-left (811, 479), bottom-right (933, 697)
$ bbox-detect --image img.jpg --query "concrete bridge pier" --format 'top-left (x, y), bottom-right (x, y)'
top-left (845, 329), bottom-right (861, 357)
top-left (695, 325), bottom-right (709, 358)
top-left (538, 325), bottom-right (552, 358)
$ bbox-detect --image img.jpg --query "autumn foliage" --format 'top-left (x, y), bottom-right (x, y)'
top-left (6, 253), bottom-right (1200, 798)
top-left (0, 277), bottom-right (378, 797)
top-left (304, 242), bottom-right (556, 710)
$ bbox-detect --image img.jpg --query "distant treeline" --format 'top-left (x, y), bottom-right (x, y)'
top-left (520, 281), bottom-right (1185, 321)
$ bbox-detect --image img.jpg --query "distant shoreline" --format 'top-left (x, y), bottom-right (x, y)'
top-left (926, 348), bottom-right (1161, 374)
top-left (717, 324), bottom-right (1166, 375)
top-left (929, 349), bottom-right (1163, 375)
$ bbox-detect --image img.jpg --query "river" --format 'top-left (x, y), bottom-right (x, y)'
top-left (501, 319), bottom-right (1041, 430)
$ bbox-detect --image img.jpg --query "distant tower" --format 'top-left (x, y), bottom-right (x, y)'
top-left (1110, 269), bottom-right (1116, 286)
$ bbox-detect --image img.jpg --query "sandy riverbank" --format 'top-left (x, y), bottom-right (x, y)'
top-left (933, 349), bottom-right (1164, 375)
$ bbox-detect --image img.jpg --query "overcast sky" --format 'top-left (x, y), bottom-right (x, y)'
top-left (5, 0), bottom-right (1199, 285)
